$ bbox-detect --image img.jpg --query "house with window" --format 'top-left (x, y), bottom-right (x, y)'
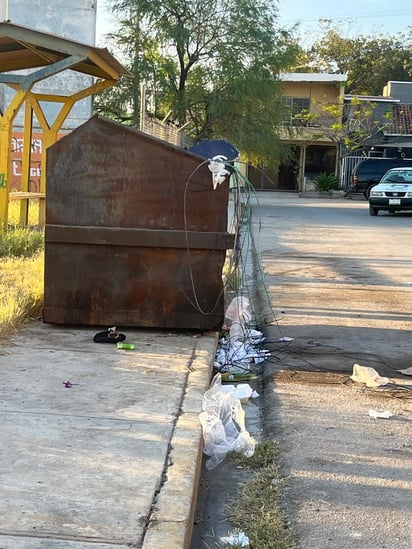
top-left (248, 72), bottom-right (348, 192)
top-left (340, 81), bottom-right (412, 189)
top-left (369, 81), bottom-right (412, 157)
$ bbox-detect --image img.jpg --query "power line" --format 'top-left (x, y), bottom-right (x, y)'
top-left (282, 9), bottom-right (412, 26)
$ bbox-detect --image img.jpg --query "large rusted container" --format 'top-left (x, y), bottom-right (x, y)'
top-left (43, 115), bottom-right (234, 329)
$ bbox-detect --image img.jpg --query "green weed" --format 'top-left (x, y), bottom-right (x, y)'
top-left (217, 441), bottom-right (295, 549)
top-left (0, 225), bottom-right (44, 257)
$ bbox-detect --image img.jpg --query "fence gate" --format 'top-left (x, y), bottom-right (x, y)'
top-left (340, 155), bottom-right (363, 190)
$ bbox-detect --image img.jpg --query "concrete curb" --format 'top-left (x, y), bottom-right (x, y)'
top-left (299, 190), bottom-right (346, 198)
top-left (141, 332), bottom-right (218, 549)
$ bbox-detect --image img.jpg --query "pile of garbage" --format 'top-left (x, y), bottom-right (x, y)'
top-left (214, 296), bottom-right (271, 377)
top-left (199, 296), bottom-right (271, 470)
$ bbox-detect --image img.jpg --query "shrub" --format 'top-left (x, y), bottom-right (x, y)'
top-left (313, 172), bottom-right (341, 192)
top-left (0, 225), bottom-right (44, 257)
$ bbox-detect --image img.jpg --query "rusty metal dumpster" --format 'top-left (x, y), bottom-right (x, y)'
top-left (43, 115), bottom-right (234, 329)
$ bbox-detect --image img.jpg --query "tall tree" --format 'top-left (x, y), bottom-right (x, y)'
top-left (306, 25), bottom-right (412, 95)
top-left (94, 0), bottom-right (299, 164)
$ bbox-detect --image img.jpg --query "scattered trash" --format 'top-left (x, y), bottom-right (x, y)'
top-left (220, 531), bottom-right (250, 547)
top-left (199, 373), bottom-right (255, 470)
top-left (214, 296), bottom-right (270, 395)
top-left (215, 338), bottom-right (271, 371)
top-left (350, 364), bottom-right (390, 387)
top-left (278, 336), bottom-right (294, 342)
top-left (116, 342), bottom-right (135, 350)
top-left (225, 296), bottom-right (252, 324)
top-left (398, 367), bottom-right (412, 376)
top-left (93, 326), bottom-right (126, 344)
top-left (368, 409), bottom-right (394, 419)
top-left (62, 381), bottom-right (77, 388)
top-left (208, 155), bottom-right (231, 190)
top-left (229, 321), bottom-right (244, 342)
top-left (221, 372), bottom-right (256, 382)
top-left (220, 383), bottom-right (259, 402)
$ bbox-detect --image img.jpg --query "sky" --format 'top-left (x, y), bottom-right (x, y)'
top-left (277, 0), bottom-right (412, 46)
top-left (96, 1), bottom-right (412, 47)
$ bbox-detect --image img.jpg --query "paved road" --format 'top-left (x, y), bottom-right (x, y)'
top-left (255, 193), bottom-right (412, 548)
top-left (256, 193), bottom-right (412, 373)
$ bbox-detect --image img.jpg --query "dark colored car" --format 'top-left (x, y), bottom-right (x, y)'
top-left (346, 158), bottom-right (412, 198)
top-left (368, 167), bottom-right (412, 216)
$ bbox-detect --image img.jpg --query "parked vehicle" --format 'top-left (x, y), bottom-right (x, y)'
top-left (368, 167), bottom-right (412, 216)
top-left (347, 158), bottom-right (412, 198)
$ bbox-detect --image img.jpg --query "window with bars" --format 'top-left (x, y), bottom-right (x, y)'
top-left (281, 97), bottom-right (310, 126)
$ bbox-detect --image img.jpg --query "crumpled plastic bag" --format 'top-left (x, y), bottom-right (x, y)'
top-left (208, 156), bottom-right (230, 190)
top-left (220, 383), bottom-right (259, 402)
top-left (214, 338), bottom-right (271, 372)
top-left (350, 363), bottom-right (390, 387)
top-left (368, 409), bottom-right (393, 419)
top-left (225, 296), bottom-right (252, 324)
top-left (199, 373), bottom-right (255, 470)
top-left (220, 532), bottom-right (250, 547)
top-left (229, 321), bottom-right (244, 342)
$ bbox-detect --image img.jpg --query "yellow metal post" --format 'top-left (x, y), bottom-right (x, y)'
top-left (19, 102), bottom-right (34, 225)
top-left (0, 88), bottom-right (27, 231)
top-left (30, 94), bottom-right (74, 225)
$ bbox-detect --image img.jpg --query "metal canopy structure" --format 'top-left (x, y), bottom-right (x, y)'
top-left (0, 22), bottom-right (128, 80)
top-left (0, 21), bottom-right (130, 229)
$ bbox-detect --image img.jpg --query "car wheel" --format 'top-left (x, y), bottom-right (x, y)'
top-left (388, 209), bottom-right (395, 214)
top-left (369, 205), bottom-right (379, 216)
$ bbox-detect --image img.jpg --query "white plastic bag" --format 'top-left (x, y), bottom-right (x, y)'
top-left (220, 532), bottom-right (250, 546)
top-left (368, 409), bottom-right (393, 419)
top-left (350, 363), bottom-right (390, 387)
top-left (225, 296), bottom-right (252, 324)
top-left (199, 373), bottom-right (255, 469)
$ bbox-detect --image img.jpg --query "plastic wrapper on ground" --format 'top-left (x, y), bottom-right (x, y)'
top-left (350, 363), bottom-right (390, 387)
top-left (199, 373), bottom-right (255, 470)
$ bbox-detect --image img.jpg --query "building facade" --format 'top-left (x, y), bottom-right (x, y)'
top-left (249, 73), bottom-right (347, 192)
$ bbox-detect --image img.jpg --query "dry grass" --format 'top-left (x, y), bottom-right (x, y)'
top-left (0, 201), bottom-right (44, 339)
top-left (0, 252), bottom-right (44, 338)
top-left (8, 199), bottom-right (42, 227)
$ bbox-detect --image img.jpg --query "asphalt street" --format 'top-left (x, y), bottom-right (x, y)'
top-left (256, 192), bottom-right (412, 548)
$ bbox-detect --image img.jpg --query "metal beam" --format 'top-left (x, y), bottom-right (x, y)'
top-left (46, 225), bottom-right (235, 250)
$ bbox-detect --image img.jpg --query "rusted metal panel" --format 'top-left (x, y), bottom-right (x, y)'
top-left (43, 115), bottom-right (233, 329)
top-left (43, 243), bottom-right (226, 328)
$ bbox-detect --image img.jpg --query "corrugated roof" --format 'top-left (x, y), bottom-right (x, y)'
top-left (0, 21), bottom-right (130, 80)
top-left (385, 104), bottom-right (412, 135)
top-left (344, 94), bottom-right (399, 103)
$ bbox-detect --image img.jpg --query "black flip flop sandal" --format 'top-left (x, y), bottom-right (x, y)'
top-left (93, 326), bottom-right (126, 343)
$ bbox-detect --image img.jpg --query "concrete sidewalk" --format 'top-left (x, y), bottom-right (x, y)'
top-left (0, 322), bottom-right (217, 548)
